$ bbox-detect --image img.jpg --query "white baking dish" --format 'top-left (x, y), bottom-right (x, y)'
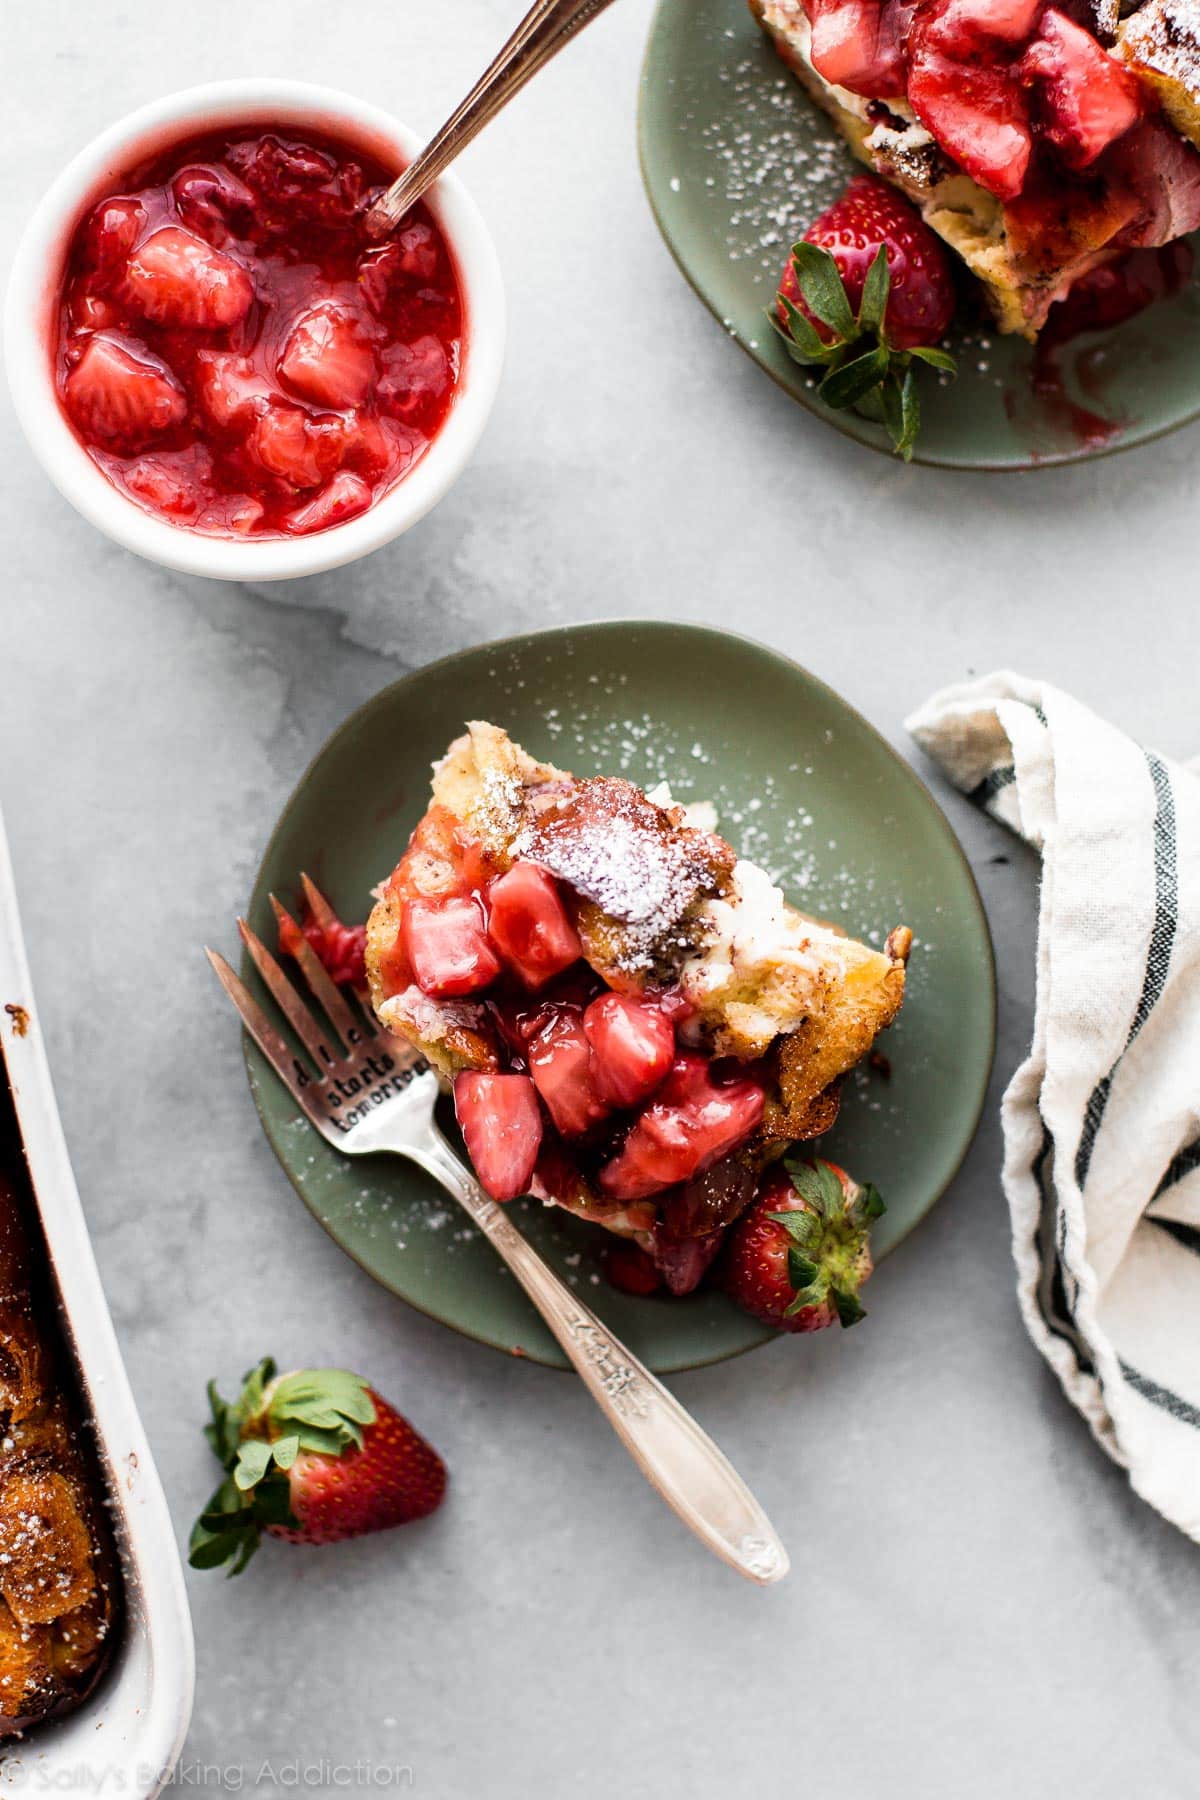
top-left (0, 804), bottom-right (193, 1789)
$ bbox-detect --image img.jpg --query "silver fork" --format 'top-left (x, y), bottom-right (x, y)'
top-left (206, 880), bottom-right (789, 1585)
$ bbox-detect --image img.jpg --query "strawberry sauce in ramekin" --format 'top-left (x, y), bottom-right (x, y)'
top-left (54, 126), bottom-right (464, 539)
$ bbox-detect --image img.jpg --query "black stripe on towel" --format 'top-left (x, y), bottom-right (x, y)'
top-left (1032, 1123), bottom-right (1093, 1367)
top-left (1120, 1360), bottom-right (1200, 1430)
top-left (1075, 753), bottom-right (1178, 1190)
top-left (1152, 1217), bottom-right (1200, 1260)
top-left (1151, 1138), bottom-right (1200, 1203)
top-left (968, 765), bottom-right (1016, 808)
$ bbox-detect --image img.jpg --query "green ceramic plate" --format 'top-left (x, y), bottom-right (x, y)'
top-left (243, 622), bottom-right (995, 1371)
top-left (639, 0), bottom-right (1200, 469)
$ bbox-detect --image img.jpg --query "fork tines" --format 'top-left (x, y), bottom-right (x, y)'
top-left (205, 879), bottom-right (387, 1137)
top-left (270, 892), bottom-right (377, 1049)
top-left (205, 946), bottom-right (330, 1129)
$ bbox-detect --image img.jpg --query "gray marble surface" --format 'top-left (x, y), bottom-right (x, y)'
top-left (4, 2), bottom-right (1200, 1794)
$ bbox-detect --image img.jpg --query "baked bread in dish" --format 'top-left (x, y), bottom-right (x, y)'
top-left (0, 1148), bottom-right (120, 1735)
top-left (365, 722), bottom-right (910, 1281)
top-left (751, 0), bottom-right (1200, 337)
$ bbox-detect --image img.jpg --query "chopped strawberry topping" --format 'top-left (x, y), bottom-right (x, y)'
top-left (598, 1056), bottom-right (765, 1202)
top-left (526, 1008), bottom-right (611, 1138)
top-left (358, 224), bottom-right (441, 315)
top-left (583, 993), bottom-right (675, 1109)
top-left (603, 1241), bottom-right (663, 1296)
top-left (338, 411), bottom-right (400, 478)
top-left (660, 1155), bottom-right (757, 1239)
top-left (387, 806), bottom-right (495, 906)
top-left (122, 449), bottom-right (211, 521)
top-left (279, 301), bottom-right (378, 410)
top-left (279, 907), bottom-right (368, 989)
top-left (401, 895), bottom-right (501, 998)
top-left (121, 225), bottom-right (254, 330)
top-left (808, 0), bottom-right (908, 97)
top-left (284, 471), bottom-right (372, 535)
top-left (393, 222), bottom-right (441, 282)
top-left (228, 133), bottom-right (362, 228)
top-left (193, 349), bottom-right (273, 431)
top-left (651, 1228), bottom-right (727, 1296)
top-left (454, 1073), bottom-right (542, 1202)
top-left (196, 494), bottom-right (266, 535)
top-left (919, 0), bottom-right (1042, 56)
top-left (247, 403), bottom-right (347, 489)
top-left (170, 164), bottom-right (255, 245)
top-left (70, 290), bottom-right (123, 332)
top-left (486, 863), bottom-right (582, 990)
top-left (63, 333), bottom-right (187, 450)
top-left (1020, 10), bottom-right (1143, 168)
top-left (377, 336), bottom-right (454, 426)
top-left (319, 919), bottom-right (369, 989)
top-left (83, 197), bottom-right (145, 275)
top-left (907, 45), bottom-right (1033, 199)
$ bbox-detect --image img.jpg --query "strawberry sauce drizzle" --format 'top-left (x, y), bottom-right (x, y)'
top-left (55, 127), bottom-right (463, 537)
top-left (1023, 242), bottom-right (1194, 449)
top-left (1042, 240), bottom-right (1194, 342)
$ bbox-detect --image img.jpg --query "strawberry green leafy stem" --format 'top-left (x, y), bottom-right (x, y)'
top-left (768, 1158), bottom-right (886, 1327)
top-left (769, 242), bottom-right (957, 461)
top-left (188, 1357), bottom-right (377, 1576)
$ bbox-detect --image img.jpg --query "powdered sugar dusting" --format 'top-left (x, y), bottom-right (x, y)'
top-left (1122, 0), bottom-right (1200, 92)
top-left (694, 57), bottom-right (852, 279)
top-left (516, 776), bottom-right (731, 976)
top-left (520, 807), bottom-right (685, 926)
top-left (476, 760), bottom-right (523, 843)
top-left (483, 655), bottom-right (918, 953)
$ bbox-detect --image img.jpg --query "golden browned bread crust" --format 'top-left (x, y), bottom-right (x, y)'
top-left (1118, 0), bottom-right (1200, 146)
top-left (763, 924), bottom-right (911, 1143)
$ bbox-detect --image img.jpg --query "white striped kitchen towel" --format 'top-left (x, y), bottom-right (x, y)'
top-left (907, 672), bottom-right (1200, 1543)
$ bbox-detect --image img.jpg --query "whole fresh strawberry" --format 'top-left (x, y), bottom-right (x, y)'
top-left (773, 175), bottom-right (957, 459)
top-left (189, 1359), bottom-right (446, 1575)
top-left (723, 1159), bottom-right (885, 1332)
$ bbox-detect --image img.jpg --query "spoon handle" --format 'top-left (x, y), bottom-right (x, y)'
top-left (365, 0), bottom-right (624, 237)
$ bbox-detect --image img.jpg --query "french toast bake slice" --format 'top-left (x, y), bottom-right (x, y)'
top-left (366, 723), bottom-right (910, 1253)
top-left (752, 0), bottom-right (1200, 338)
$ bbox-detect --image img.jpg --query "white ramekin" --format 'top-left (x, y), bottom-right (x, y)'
top-left (0, 806), bottom-right (194, 1791)
top-left (4, 79), bottom-right (506, 582)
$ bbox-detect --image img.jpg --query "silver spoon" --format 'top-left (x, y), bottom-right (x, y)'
top-left (364, 0), bottom-right (623, 239)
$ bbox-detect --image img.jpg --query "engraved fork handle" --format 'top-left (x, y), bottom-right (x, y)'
top-left (364, 0), bottom-right (624, 237)
top-left (404, 1127), bottom-right (790, 1585)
